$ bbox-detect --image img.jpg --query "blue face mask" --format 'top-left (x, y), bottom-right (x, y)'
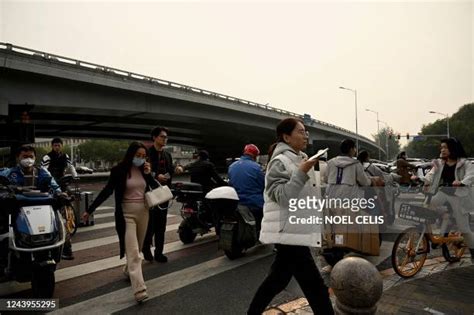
top-left (132, 157), bottom-right (145, 167)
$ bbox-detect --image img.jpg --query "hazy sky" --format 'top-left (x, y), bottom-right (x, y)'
top-left (1, 0), bottom-right (472, 146)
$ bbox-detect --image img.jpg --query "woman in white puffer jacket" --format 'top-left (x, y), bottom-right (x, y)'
top-left (247, 118), bottom-right (334, 315)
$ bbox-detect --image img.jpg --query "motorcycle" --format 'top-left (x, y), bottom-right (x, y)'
top-left (205, 186), bottom-right (259, 260)
top-left (0, 176), bottom-right (66, 298)
top-left (173, 182), bottom-right (214, 244)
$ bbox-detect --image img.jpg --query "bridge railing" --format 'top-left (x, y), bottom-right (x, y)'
top-left (0, 42), bottom-right (376, 144)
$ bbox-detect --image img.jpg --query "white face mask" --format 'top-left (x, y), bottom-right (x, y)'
top-left (132, 157), bottom-right (145, 167)
top-left (20, 158), bottom-right (35, 168)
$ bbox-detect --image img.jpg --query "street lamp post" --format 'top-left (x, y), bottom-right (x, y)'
top-left (379, 120), bottom-right (390, 161)
top-left (366, 108), bottom-right (381, 161)
top-left (428, 111), bottom-right (450, 138)
top-left (339, 86), bottom-right (359, 152)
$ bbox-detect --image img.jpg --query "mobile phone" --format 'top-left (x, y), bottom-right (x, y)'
top-left (308, 148), bottom-right (329, 161)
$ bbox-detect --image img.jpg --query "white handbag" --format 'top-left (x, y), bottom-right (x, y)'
top-left (145, 182), bottom-right (174, 209)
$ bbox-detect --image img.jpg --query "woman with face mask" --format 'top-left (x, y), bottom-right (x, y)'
top-left (83, 142), bottom-right (157, 303)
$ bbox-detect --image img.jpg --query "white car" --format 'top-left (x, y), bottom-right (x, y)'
top-left (76, 166), bottom-right (94, 174)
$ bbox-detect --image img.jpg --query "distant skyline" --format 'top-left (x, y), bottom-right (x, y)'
top-left (1, 0), bottom-right (472, 146)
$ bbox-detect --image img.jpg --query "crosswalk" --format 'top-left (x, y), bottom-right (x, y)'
top-left (1, 194), bottom-right (450, 314)
top-left (0, 201), bottom-right (275, 313)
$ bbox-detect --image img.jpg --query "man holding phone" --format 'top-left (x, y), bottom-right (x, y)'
top-left (142, 126), bottom-right (174, 263)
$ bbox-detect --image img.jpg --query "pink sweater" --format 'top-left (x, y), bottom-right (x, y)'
top-left (123, 167), bottom-right (146, 203)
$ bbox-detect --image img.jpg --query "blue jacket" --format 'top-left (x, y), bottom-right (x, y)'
top-left (228, 155), bottom-right (265, 209)
top-left (0, 166), bottom-right (61, 193)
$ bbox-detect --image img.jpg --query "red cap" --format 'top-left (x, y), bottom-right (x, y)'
top-left (243, 144), bottom-right (260, 157)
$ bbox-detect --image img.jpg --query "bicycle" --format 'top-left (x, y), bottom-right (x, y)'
top-left (391, 191), bottom-right (467, 278)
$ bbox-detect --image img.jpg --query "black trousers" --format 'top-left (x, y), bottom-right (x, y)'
top-left (143, 204), bottom-right (168, 256)
top-left (248, 244), bottom-right (334, 315)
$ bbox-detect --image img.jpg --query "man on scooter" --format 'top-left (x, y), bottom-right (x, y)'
top-left (0, 145), bottom-right (61, 194)
top-left (228, 144), bottom-right (265, 236)
top-left (177, 150), bottom-right (226, 194)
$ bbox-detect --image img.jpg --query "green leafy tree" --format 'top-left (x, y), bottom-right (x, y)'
top-left (371, 127), bottom-right (401, 161)
top-left (78, 140), bottom-right (130, 164)
top-left (34, 146), bottom-right (49, 162)
top-left (406, 103), bottom-right (474, 158)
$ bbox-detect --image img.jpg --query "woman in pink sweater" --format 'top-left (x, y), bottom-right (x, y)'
top-left (84, 142), bottom-right (158, 302)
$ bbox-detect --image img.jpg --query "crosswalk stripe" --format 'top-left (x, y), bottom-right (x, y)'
top-left (0, 233), bottom-right (218, 296)
top-left (95, 206), bottom-right (114, 212)
top-left (93, 212), bottom-right (176, 219)
top-left (76, 221), bottom-right (181, 234)
top-left (52, 245), bottom-right (273, 314)
top-left (75, 221), bottom-right (115, 233)
top-left (73, 223), bottom-right (181, 251)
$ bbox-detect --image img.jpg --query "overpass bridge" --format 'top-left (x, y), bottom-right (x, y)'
top-left (0, 43), bottom-right (384, 163)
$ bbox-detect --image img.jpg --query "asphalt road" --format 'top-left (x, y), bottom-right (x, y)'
top-left (1, 178), bottom-right (463, 314)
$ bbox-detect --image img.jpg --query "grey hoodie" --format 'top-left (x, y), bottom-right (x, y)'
top-left (325, 155), bottom-right (372, 201)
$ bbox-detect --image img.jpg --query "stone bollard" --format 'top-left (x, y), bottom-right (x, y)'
top-left (330, 257), bottom-right (383, 314)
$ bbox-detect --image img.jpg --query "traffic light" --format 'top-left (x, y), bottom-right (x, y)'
top-left (406, 133), bottom-right (410, 140)
top-left (397, 134), bottom-right (401, 140)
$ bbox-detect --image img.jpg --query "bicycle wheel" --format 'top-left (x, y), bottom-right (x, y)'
top-left (441, 231), bottom-right (466, 263)
top-left (391, 227), bottom-right (429, 278)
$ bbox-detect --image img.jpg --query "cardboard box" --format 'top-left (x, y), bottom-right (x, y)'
top-left (323, 209), bottom-right (380, 256)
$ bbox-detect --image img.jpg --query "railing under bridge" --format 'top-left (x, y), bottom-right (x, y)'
top-left (1, 42), bottom-right (375, 144)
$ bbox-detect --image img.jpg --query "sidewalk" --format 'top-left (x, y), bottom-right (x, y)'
top-left (264, 257), bottom-right (474, 315)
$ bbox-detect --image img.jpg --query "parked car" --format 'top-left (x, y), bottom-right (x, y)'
top-left (94, 167), bottom-right (110, 172)
top-left (76, 166), bottom-right (94, 174)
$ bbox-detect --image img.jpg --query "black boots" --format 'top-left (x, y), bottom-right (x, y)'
top-left (62, 240), bottom-right (74, 260)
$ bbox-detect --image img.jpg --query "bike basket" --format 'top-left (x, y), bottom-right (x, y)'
top-left (398, 203), bottom-right (439, 224)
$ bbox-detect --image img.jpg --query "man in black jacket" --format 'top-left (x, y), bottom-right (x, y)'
top-left (41, 138), bottom-right (77, 182)
top-left (142, 127), bottom-right (173, 263)
top-left (41, 138), bottom-right (77, 260)
top-left (182, 150), bottom-right (226, 194)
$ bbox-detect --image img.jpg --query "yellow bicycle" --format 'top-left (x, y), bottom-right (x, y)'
top-left (391, 194), bottom-right (466, 278)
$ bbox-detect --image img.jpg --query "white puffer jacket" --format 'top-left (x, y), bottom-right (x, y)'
top-left (259, 142), bottom-right (322, 247)
top-left (424, 158), bottom-right (474, 214)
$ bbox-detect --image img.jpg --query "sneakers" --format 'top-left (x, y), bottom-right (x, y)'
top-left (154, 254), bottom-right (168, 263)
top-left (142, 248), bottom-right (154, 262)
top-left (134, 290), bottom-right (148, 303)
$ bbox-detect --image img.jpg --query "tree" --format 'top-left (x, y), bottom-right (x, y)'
top-left (78, 140), bottom-right (130, 164)
top-left (371, 127), bottom-right (401, 161)
top-left (34, 146), bottom-right (49, 162)
top-left (406, 103), bottom-right (474, 158)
